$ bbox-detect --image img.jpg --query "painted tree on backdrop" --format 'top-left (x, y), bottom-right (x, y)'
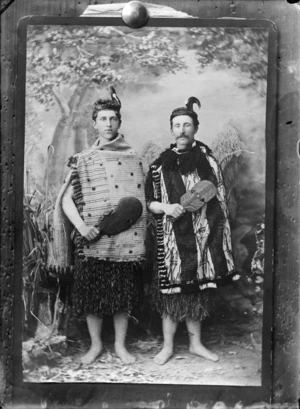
top-left (141, 28), bottom-right (268, 300)
top-left (26, 25), bottom-right (187, 190)
top-left (26, 26), bottom-right (268, 191)
top-left (187, 27), bottom-right (268, 97)
top-left (24, 25), bottom-right (268, 339)
top-left (142, 27), bottom-right (268, 220)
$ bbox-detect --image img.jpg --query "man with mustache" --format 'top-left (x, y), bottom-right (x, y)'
top-left (146, 97), bottom-right (238, 365)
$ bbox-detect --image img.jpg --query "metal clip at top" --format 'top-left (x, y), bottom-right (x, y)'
top-left (122, 1), bottom-right (149, 28)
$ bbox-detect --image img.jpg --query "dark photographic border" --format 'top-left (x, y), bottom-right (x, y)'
top-left (14, 16), bottom-right (277, 407)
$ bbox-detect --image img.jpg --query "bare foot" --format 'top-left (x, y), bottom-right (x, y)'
top-left (115, 344), bottom-right (136, 364)
top-left (154, 347), bottom-right (173, 365)
top-left (81, 343), bottom-right (102, 365)
top-left (189, 344), bottom-right (219, 362)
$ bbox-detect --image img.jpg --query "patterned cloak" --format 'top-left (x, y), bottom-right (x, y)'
top-left (146, 140), bottom-right (239, 296)
top-left (48, 134), bottom-right (147, 271)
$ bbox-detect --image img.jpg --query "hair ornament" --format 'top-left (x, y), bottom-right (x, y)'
top-left (185, 96), bottom-right (201, 112)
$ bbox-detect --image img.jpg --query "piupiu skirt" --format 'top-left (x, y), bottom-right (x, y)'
top-left (72, 256), bottom-right (144, 317)
top-left (151, 262), bottom-right (213, 322)
top-left (153, 290), bottom-right (212, 322)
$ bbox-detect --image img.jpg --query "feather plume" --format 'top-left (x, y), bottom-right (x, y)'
top-left (110, 86), bottom-right (121, 107)
top-left (185, 96), bottom-right (201, 112)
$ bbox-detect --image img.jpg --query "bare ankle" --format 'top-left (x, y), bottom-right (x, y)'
top-left (115, 344), bottom-right (135, 364)
top-left (189, 343), bottom-right (219, 362)
top-left (154, 345), bottom-right (173, 365)
top-left (162, 344), bottom-right (173, 353)
top-left (81, 343), bottom-right (103, 364)
top-left (115, 342), bottom-right (126, 351)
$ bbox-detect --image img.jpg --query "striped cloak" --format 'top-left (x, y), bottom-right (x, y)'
top-left (146, 140), bottom-right (239, 297)
top-left (47, 134), bottom-right (146, 316)
top-left (49, 133), bottom-right (146, 270)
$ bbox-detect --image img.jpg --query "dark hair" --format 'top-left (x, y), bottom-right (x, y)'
top-left (170, 108), bottom-right (199, 128)
top-left (92, 99), bottom-right (121, 122)
top-left (170, 97), bottom-right (201, 128)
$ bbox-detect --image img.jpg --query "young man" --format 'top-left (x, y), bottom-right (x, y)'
top-left (146, 97), bottom-right (239, 365)
top-left (52, 88), bottom-right (146, 365)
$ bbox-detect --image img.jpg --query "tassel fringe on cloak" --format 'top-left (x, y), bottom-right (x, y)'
top-left (146, 140), bottom-right (239, 320)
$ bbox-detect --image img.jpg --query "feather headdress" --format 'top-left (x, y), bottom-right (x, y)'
top-left (92, 86), bottom-right (122, 121)
top-left (170, 96), bottom-right (201, 127)
top-left (110, 85), bottom-right (121, 108)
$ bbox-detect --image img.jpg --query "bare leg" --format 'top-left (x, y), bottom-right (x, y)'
top-left (187, 320), bottom-right (219, 362)
top-left (81, 314), bottom-right (103, 364)
top-left (113, 312), bottom-right (135, 364)
top-left (154, 315), bottom-right (178, 365)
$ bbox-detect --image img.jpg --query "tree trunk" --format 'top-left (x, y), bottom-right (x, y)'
top-left (47, 113), bottom-right (75, 191)
top-left (47, 85), bottom-right (90, 193)
top-left (73, 121), bottom-right (90, 153)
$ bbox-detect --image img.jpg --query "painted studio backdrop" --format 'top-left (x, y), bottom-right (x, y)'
top-left (22, 23), bottom-right (269, 385)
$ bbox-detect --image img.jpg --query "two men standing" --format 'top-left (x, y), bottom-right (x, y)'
top-left (52, 89), bottom-right (237, 366)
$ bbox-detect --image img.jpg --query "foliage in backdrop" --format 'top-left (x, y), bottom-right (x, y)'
top-left (25, 26), bottom-right (268, 190)
top-left (23, 25), bottom-right (268, 337)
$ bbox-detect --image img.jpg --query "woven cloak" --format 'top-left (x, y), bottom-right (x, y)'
top-left (146, 141), bottom-right (238, 295)
top-left (48, 134), bottom-right (146, 272)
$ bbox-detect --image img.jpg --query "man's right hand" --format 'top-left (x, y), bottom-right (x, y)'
top-left (77, 222), bottom-right (100, 241)
top-left (62, 184), bottom-right (101, 242)
top-left (163, 203), bottom-right (185, 220)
